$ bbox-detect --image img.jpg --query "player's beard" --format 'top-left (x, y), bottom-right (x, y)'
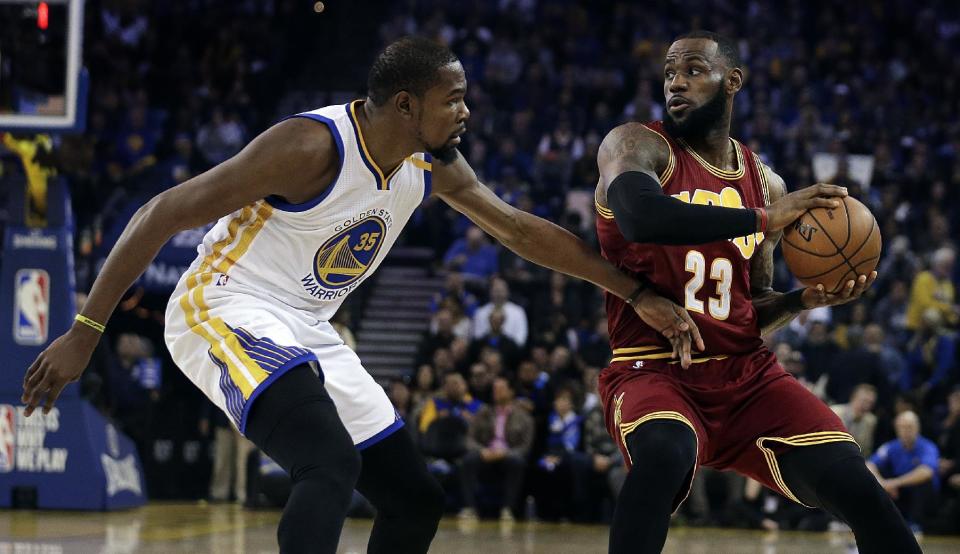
top-left (663, 86), bottom-right (728, 140)
top-left (427, 141), bottom-right (459, 164)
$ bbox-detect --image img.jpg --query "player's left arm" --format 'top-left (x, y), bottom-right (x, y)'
top-left (750, 165), bottom-right (878, 335)
top-left (432, 151), bottom-right (705, 362)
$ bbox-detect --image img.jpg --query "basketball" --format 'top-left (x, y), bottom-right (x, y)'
top-left (781, 196), bottom-right (882, 293)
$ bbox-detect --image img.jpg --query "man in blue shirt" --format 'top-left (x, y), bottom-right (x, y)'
top-left (867, 411), bottom-right (940, 531)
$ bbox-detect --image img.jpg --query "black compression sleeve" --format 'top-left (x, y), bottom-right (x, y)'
top-left (607, 171), bottom-right (758, 245)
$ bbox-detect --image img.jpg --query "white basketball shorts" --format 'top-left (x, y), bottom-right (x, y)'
top-left (163, 261), bottom-right (401, 448)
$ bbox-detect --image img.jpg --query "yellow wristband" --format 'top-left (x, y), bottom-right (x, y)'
top-left (75, 314), bottom-right (106, 333)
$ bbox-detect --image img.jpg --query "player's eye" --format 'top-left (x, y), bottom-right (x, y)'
top-left (665, 70), bottom-right (675, 79)
top-left (690, 68), bottom-right (702, 76)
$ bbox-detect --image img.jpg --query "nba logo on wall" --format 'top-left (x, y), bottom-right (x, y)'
top-left (0, 405), bottom-right (14, 473)
top-left (14, 269), bottom-right (50, 345)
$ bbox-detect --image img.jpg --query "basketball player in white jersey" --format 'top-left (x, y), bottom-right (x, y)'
top-left (23, 38), bottom-right (705, 553)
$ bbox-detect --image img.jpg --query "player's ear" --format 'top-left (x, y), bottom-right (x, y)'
top-left (727, 67), bottom-right (744, 94)
top-left (394, 91), bottom-right (416, 121)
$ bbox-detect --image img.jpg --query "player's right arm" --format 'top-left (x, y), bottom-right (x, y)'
top-left (596, 123), bottom-right (848, 244)
top-left (21, 118), bottom-right (337, 416)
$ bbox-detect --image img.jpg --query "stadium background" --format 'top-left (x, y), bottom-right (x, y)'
top-left (2, 0), bottom-right (960, 541)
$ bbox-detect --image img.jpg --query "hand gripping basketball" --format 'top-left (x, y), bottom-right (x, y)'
top-left (765, 183), bottom-right (848, 232)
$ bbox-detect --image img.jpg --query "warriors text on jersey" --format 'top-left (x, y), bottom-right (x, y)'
top-left (164, 101), bottom-right (431, 439)
top-left (596, 120), bottom-right (771, 365)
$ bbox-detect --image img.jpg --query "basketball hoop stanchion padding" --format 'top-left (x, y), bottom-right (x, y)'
top-left (0, 179), bottom-right (146, 509)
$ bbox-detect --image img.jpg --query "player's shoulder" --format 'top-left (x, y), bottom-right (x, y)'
top-left (748, 152), bottom-right (786, 203)
top-left (599, 121), bottom-right (672, 157)
top-left (597, 121), bottom-right (673, 185)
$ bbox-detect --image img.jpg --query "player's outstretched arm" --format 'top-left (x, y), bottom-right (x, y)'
top-left (750, 166), bottom-right (877, 335)
top-left (433, 151), bottom-right (704, 366)
top-left (596, 123), bottom-right (848, 244)
top-left (22, 118), bottom-right (338, 416)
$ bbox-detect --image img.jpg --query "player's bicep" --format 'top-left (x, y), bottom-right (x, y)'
top-left (148, 118), bottom-right (333, 233)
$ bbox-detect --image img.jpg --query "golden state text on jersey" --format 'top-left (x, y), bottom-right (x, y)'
top-left (301, 208), bottom-right (394, 300)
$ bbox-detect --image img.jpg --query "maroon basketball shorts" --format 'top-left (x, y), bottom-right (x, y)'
top-left (599, 348), bottom-right (855, 510)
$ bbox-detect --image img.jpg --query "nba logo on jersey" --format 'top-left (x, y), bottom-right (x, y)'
top-left (14, 269), bottom-right (50, 345)
top-left (0, 404), bottom-right (15, 473)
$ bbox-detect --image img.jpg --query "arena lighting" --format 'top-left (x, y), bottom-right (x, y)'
top-left (37, 1), bottom-right (48, 30)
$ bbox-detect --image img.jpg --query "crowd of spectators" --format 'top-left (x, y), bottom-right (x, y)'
top-left (2, 0), bottom-right (959, 535)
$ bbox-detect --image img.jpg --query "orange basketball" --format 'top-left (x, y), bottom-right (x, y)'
top-left (781, 196), bottom-right (882, 293)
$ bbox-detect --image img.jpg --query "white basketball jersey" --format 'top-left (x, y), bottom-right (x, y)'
top-left (190, 101), bottom-right (432, 322)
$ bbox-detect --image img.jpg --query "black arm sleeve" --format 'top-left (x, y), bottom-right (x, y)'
top-left (607, 171), bottom-right (758, 245)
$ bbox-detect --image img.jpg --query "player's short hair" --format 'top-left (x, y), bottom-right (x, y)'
top-left (367, 36), bottom-right (459, 106)
top-left (674, 30), bottom-right (741, 68)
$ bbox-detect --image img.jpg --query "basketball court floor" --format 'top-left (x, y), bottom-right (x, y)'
top-left (3, 502), bottom-right (960, 553)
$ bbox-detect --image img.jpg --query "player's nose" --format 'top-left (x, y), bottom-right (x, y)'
top-left (668, 74), bottom-right (688, 92)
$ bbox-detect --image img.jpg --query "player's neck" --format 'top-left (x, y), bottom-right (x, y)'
top-left (683, 121), bottom-right (733, 170)
top-left (357, 100), bottom-right (414, 175)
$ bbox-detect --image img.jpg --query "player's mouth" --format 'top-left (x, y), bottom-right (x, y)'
top-left (450, 126), bottom-right (467, 144)
top-left (668, 96), bottom-right (691, 114)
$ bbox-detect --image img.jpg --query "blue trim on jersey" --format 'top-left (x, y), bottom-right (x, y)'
top-left (264, 113), bottom-right (344, 212)
top-left (345, 101), bottom-right (389, 191)
top-left (422, 153), bottom-right (433, 201)
top-left (356, 416), bottom-right (405, 450)
top-left (238, 351), bottom-right (320, 434)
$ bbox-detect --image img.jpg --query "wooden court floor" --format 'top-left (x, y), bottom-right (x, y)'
top-left (3, 502), bottom-right (960, 553)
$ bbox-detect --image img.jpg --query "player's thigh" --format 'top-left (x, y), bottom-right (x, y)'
top-left (599, 367), bottom-right (706, 466)
top-left (312, 342), bottom-right (402, 447)
top-left (722, 367), bottom-right (855, 505)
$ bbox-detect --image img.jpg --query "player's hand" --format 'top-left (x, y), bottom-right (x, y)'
top-left (765, 183), bottom-right (848, 231)
top-left (801, 271), bottom-right (878, 308)
top-left (632, 289), bottom-right (704, 369)
top-left (22, 328), bottom-right (97, 417)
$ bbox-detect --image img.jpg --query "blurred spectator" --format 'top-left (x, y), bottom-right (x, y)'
top-left (533, 386), bottom-right (586, 520)
top-left (580, 369), bottom-right (625, 520)
top-left (798, 322), bottom-right (838, 393)
top-left (831, 384), bottom-right (879, 456)
top-left (937, 387), bottom-right (960, 533)
top-left (902, 308), bottom-right (958, 405)
top-left (430, 271), bottom-right (479, 318)
top-left (388, 379), bottom-right (414, 421)
top-left (873, 280), bottom-right (912, 346)
top-left (470, 308), bottom-right (522, 370)
top-left (863, 323), bottom-right (907, 388)
top-left (416, 308), bottom-right (458, 367)
top-left (411, 364), bottom-right (438, 410)
top-left (825, 327), bottom-right (890, 406)
top-left (417, 372), bottom-right (482, 462)
top-left (868, 411), bottom-right (940, 532)
top-left (458, 377), bottom-right (534, 522)
top-left (473, 278), bottom-right (529, 347)
top-left (442, 226), bottom-right (499, 283)
top-left (199, 402), bottom-right (252, 504)
top-left (196, 108), bottom-right (246, 165)
top-left (906, 248), bottom-right (959, 331)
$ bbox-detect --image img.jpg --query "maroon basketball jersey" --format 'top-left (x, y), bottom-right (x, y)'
top-left (596, 121), bottom-right (772, 363)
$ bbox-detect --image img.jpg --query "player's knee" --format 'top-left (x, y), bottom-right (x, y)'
top-left (625, 420), bottom-right (697, 476)
top-left (295, 440), bottom-right (361, 498)
top-left (381, 468), bottom-right (444, 523)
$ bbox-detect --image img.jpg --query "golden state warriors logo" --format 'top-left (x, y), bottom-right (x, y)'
top-left (313, 216), bottom-right (386, 289)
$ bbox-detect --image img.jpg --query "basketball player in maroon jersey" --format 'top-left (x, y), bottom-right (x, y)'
top-left (594, 32), bottom-right (917, 553)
